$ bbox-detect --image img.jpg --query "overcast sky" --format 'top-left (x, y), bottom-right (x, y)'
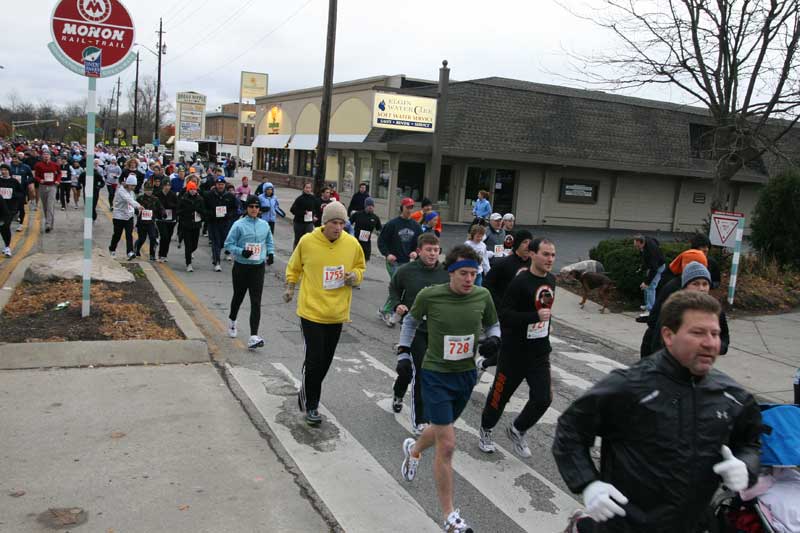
top-left (4, 0), bottom-right (694, 118)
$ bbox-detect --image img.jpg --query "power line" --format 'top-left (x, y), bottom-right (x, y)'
top-left (161, 0), bottom-right (194, 23)
top-left (166, 0), bottom-right (213, 30)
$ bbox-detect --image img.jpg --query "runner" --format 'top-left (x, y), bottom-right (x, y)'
top-left (398, 244), bottom-right (500, 533)
top-left (68, 159), bottom-right (84, 209)
top-left (58, 155), bottom-right (72, 210)
top-left (133, 181), bottom-right (163, 261)
top-left (502, 213), bottom-right (515, 232)
top-left (257, 182), bottom-right (285, 236)
top-left (0, 164), bottom-right (24, 256)
top-left (235, 176), bottom-right (251, 201)
top-left (347, 182), bottom-right (370, 214)
top-left (411, 198), bottom-right (443, 237)
top-left (283, 200), bottom-right (365, 426)
top-left (483, 213), bottom-right (507, 258)
top-left (289, 181), bottom-right (318, 248)
top-left (471, 190), bottom-right (491, 226)
top-left (349, 197), bottom-right (381, 261)
top-left (224, 194), bottom-right (275, 350)
top-left (105, 157), bottom-right (122, 204)
top-left (377, 197), bottom-right (422, 325)
top-left (109, 175), bottom-right (141, 260)
top-left (154, 179), bottom-right (178, 263)
top-left (317, 186), bottom-right (333, 226)
top-left (463, 224), bottom-right (490, 286)
top-left (388, 233), bottom-right (449, 434)
top-left (33, 151), bottom-right (61, 232)
top-left (553, 291), bottom-right (761, 531)
top-left (9, 153), bottom-right (34, 232)
top-left (176, 181), bottom-right (205, 272)
top-left (478, 237), bottom-right (556, 458)
top-left (204, 177), bottom-right (237, 272)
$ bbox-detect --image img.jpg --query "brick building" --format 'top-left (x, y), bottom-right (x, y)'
top-left (206, 102), bottom-right (256, 146)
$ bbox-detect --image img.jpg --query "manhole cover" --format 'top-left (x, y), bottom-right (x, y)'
top-left (36, 507), bottom-right (88, 529)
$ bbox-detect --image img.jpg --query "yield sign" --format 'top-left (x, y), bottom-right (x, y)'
top-left (710, 210), bottom-right (744, 248)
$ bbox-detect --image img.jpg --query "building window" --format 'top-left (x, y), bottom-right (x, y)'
top-left (397, 161), bottom-right (425, 201)
top-left (296, 150), bottom-right (317, 177)
top-left (256, 148), bottom-right (267, 171)
top-left (266, 148), bottom-right (289, 174)
top-left (373, 159), bottom-right (390, 199)
top-left (690, 123), bottom-right (715, 160)
top-left (464, 167), bottom-right (493, 207)
top-left (438, 164), bottom-right (452, 203)
top-left (559, 178), bottom-right (599, 204)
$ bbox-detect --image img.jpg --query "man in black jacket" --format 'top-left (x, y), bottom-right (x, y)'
top-left (289, 181), bottom-right (318, 248)
top-left (633, 234), bottom-right (665, 316)
top-left (204, 177), bottom-right (238, 271)
top-left (347, 182), bottom-right (369, 214)
top-left (553, 291), bottom-right (761, 533)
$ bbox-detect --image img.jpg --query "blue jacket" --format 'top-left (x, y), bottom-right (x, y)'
top-left (9, 163), bottom-right (33, 187)
top-left (258, 183), bottom-right (285, 223)
top-left (472, 198), bottom-right (491, 219)
top-left (224, 215), bottom-right (275, 265)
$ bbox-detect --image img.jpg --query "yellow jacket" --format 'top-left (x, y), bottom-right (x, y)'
top-left (285, 227), bottom-right (366, 324)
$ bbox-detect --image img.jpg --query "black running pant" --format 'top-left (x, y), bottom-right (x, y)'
top-left (135, 222), bottom-right (158, 258)
top-left (17, 200), bottom-right (25, 224)
top-left (392, 329), bottom-right (428, 426)
top-left (299, 318), bottom-right (343, 411)
top-left (183, 226), bottom-right (200, 266)
top-left (109, 218), bottom-right (134, 255)
top-left (107, 184), bottom-right (116, 205)
top-left (229, 262), bottom-right (265, 336)
top-left (157, 221), bottom-right (175, 258)
top-left (0, 213), bottom-right (11, 247)
top-left (481, 351), bottom-right (552, 433)
top-left (59, 183), bottom-right (72, 209)
top-left (293, 221), bottom-right (314, 249)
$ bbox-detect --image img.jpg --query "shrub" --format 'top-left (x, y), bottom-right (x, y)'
top-left (751, 169), bottom-right (800, 268)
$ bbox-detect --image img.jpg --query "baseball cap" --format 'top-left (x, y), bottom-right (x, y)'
top-left (215, 176), bottom-right (226, 183)
top-left (489, 213), bottom-right (503, 221)
top-left (502, 213), bottom-right (515, 221)
top-left (400, 197), bottom-right (414, 207)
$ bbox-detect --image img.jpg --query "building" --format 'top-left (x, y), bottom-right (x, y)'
top-left (251, 73), bottom-right (798, 231)
top-left (206, 102), bottom-right (256, 162)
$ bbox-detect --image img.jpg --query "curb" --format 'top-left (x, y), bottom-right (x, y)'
top-left (0, 255), bottom-right (35, 315)
top-left (138, 261), bottom-right (205, 341)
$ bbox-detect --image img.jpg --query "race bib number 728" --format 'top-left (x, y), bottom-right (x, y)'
top-left (443, 334), bottom-right (475, 361)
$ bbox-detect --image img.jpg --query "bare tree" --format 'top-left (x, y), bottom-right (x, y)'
top-left (125, 75), bottom-right (172, 142)
top-left (563, 0), bottom-right (800, 210)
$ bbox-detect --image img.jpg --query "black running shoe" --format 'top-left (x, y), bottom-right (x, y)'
top-left (306, 409), bottom-right (322, 426)
top-left (392, 396), bottom-right (403, 413)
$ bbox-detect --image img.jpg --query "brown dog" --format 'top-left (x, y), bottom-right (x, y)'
top-left (567, 270), bottom-right (615, 313)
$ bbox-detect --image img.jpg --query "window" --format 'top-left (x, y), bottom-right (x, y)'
top-left (437, 165), bottom-right (452, 203)
top-left (256, 148), bottom-right (267, 171)
top-left (559, 179), bottom-right (599, 204)
top-left (464, 167), bottom-right (493, 206)
top-left (690, 123), bottom-right (715, 160)
top-left (397, 161), bottom-right (426, 201)
top-left (266, 148), bottom-right (289, 174)
top-left (373, 159), bottom-right (390, 199)
top-left (296, 150), bottom-right (317, 177)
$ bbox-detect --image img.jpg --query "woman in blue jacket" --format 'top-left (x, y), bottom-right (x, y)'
top-left (257, 182), bottom-right (285, 235)
top-left (472, 189), bottom-right (492, 226)
top-left (224, 195), bottom-right (275, 350)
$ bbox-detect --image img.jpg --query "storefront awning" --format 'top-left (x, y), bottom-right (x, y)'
top-left (289, 133), bottom-right (368, 151)
top-left (252, 134), bottom-right (292, 149)
top-left (329, 134), bottom-right (367, 143)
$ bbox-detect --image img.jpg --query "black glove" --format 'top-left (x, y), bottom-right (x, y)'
top-left (241, 249), bottom-right (253, 258)
top-left (267, 253), bottom-right (274, 265)
top-left (396, 358), bottom-right (412, 382)
top-left (262, 205), bottom-right (270, 212)
top-left (478, 336), bottom-right (501, 358)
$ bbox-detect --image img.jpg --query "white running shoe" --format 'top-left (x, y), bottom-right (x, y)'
top-left (401, 438), bottom-right (419, 482)
top-left (15, 225), bottom-right (23, 232)
top-left (214, 264), bottom-right (222, 272)
top-left (248, 335), bottom-right (265, 349)
top-left (225, 254), bottom-right (232, 262)
top-left (506, 424), bottom-right (532, 458)
top-left (2, 247), bottom-right (11, 257)
top-left (109, 251), bottom-right (117, 258)
top-left (228, 319), bottom-right (237, 338)
top-left (412, 423), bottom-right (428, 436)
top-left (478, 426), bottom-right (495, 453)
top-left (475, 356), bottom-right (487, 375)
top-left (443, 509), bottom-right (473, 533)
top-left (186, 264), bottom-right (194, 272)
top-left (127, 252), bottom-right (136, 261)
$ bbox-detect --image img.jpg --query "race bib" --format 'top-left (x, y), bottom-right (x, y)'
top-left (43, 172), bottom-right (54, 183)
top-left (164, 209), bottom-right (173, 220)
top-left (140, 209), bottom-right (153, 221)
top-left (303, 210), bottom-right (313, 222)
top-left (0, 188), bottom-right (12, 200)
top-left (526, 321), bottom-right (550, 340)
top-left (322, 265), bottom-right (345, 290)
top-left (443, 334), bottom-right (475, 361)
top-left (61, 170), bottom-right (68, 178)
top-left (12, 175), bottom-right (21, 183)
top-left (245, 242), bottom-right (262, 257)
top-left (194, 212), bottom-right (202, 223)
top-left (494, 245), bottom-right (506, 256)
top-left (358, 229), bottom-right (371, 242)
top-left (215, 205), bottom-right (227, 218)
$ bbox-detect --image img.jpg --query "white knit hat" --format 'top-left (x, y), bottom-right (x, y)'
top-left (125, 174), bottom-right (138, 186)
top-left (321, 200), bottom-right (347, 224)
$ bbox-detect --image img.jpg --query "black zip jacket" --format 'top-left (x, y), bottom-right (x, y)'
top-left (0, 176), bottom-right (25, 213)
top-left (552, 349), bottom-right (761, 533)
top-left (289, 192), bottom-right (318, 224)
top-left (177, 193), bottom-right (206, 229)
top-left (640, 237), bottom-right (665, 284)
top-left (499, 270), bottom-right (555, 354)
top-left (154, 190), bottom-right (179, 223)
top-left (484, 253), bottom-right (532, 309)
top-left (347, 191), bottom-right (370, 213)
top-left (135, 194), bottom-right (163, 225)
top-left (203, 189), bottom-right (237, 223)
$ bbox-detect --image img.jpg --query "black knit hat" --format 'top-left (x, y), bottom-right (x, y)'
top-left (512, 230), bottom-right (533, 251)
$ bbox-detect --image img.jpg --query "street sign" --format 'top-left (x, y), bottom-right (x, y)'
top-left (48, 0), bottom-right (136, 78)
top-left (709, 210), bottom-right (745, 248)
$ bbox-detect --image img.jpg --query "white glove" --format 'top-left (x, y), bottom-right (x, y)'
top-left (582, 480), bottom-right (628, 522)
top-left (712, 445), bottom-right (748, 491)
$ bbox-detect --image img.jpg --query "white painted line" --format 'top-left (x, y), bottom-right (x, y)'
top-left (555, 351), bottom-right (628, 375)
top-left (228, 364), bottom-right (441, 533)
top-left (550, 364), bottom-right (593, 391)
top-left (550, 335), bottom-right (567, 344)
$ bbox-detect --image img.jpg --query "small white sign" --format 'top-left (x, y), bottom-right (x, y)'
top-left (709, 210), bottom-right (745, 248)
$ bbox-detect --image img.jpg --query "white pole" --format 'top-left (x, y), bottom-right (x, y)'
top-left (727, 218), bottom-right (745, 305)
top-left (82, 77), bottom-right (97, 317)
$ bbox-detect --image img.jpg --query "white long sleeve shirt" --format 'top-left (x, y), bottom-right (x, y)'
top-left (112, 185), bottom-right (141, 220)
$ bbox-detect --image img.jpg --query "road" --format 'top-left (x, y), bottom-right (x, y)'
top-left (153, 203), bottom-right (643, 533)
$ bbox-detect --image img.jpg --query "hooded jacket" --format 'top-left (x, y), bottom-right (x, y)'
top-left (112, 185), bottom-right (141, 221)
top-left (553, 349), bottom-right (761, 533)
top-left (224, 215), bottom-right (275, 265)
top-left (176, 192), bottom-right (206, 229)
top-left (258, 183), bottom-right (284, 223)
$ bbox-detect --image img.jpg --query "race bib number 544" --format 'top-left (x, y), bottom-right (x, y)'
top-left (443, 334), bottom-right (475, 361)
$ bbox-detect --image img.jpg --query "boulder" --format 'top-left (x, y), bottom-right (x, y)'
top-left (24, 250), bottom-right (135, 284)
top-left (560, 259), bottom-right (605, 275)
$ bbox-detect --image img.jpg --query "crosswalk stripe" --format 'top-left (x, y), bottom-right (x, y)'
top-left (357, 350), bottom-right (579, 530)
top-left (555, 351), bottom-right (628, 374)
top-left (227, 363), bottom-right (442, 533)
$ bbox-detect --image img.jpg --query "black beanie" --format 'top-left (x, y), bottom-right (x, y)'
top-left (512, 230), bottom-right (533, 251)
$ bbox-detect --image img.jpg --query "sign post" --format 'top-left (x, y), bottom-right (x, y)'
top-left (727, 218), bottom-right (745, 305)
top-left (708, 210), bottom-right (746, 305)
top-left (48, 0), bottom-right (136, 317)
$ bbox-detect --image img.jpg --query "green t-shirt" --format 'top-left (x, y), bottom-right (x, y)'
top-left (410, 283), bottom-right (498, 373)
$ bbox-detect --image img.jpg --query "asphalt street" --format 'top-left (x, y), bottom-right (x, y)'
top-left (154, 208), bottom-right (644, 532)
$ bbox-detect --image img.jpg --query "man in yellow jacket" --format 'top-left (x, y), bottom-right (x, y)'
top-left (284, 200), bottom-right (366, 426)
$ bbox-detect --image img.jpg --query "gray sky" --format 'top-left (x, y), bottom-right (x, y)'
top-left (4, 0), bottom-right (692, 118)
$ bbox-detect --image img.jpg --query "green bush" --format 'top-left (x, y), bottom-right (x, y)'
top-left (751, 169), bottom-right (800, 268)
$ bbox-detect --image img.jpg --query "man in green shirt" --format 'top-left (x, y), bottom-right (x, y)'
top-left (398, 245), bottom-right (500, 533)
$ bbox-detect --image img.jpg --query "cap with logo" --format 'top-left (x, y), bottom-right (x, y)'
top-left (489, 213), bottom-right (503, 221)
top-left (400, 197), bottom-right (415, 207)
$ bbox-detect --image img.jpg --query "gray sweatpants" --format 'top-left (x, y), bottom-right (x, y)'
top-left (39, 185), bottom-right (57, 229)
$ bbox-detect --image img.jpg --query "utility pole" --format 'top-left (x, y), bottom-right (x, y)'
top-left (133, 51), bottom-right (140, 142)
top-left (314, 0), bottom-right (337, 194)
top-left (154, 17), bottom-right (164, 147)
top-left (114, 77), bottom-right (121, 133)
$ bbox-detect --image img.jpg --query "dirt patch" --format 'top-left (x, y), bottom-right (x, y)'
top-left (0, 264), bottom-right (183, 343)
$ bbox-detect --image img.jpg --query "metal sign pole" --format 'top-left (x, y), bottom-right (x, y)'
top-left (236, 72), bottom-right (242, 161)
top-left (82, 77), bottom-right (97, 317)
top-left (727, 218), bottom-right (745, 305)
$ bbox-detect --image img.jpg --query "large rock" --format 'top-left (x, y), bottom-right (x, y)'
top-left (560, 259), bottom-right (605, 275)
top-left (24, 250), bottom-right (135, 284)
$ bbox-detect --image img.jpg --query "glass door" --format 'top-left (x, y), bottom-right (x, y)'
top-left (492, 169), bottom-right (516, 215)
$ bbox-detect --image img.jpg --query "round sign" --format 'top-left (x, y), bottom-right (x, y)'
top-left (49, 0), bottom-right (135, 78)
